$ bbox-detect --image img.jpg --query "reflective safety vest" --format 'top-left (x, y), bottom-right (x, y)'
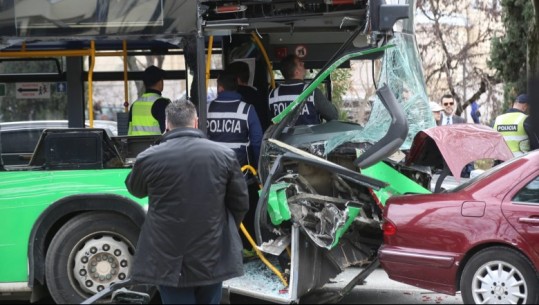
top-left (268, 83), bottom-right (319, 125)
top-left (128, 93), bottom-right (162, 136)
top-left (494, 112), bottom-right (530, 157)
top-left (207, 99), bottom-right (251, 166)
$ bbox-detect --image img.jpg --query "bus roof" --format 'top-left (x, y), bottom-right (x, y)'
top-left (0, 1), bottom-right (410, 51)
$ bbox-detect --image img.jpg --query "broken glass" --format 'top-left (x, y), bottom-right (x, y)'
top-left (325, 33), bottom-right (434, 154)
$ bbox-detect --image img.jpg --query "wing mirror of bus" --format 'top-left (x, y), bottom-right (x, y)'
top-left (369, 0), bottom-right (409, 32)
top-left (378, 5), bottom-right (410, 31)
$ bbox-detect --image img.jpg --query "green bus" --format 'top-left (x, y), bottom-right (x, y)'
top-left (0, 0), bottom-right (432, 303)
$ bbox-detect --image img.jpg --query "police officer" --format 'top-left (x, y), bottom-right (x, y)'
top-left (207, 71), bottom-right (263, 256)
top-left (494, 94), bottom-right (539, 157)
top-left (207, 71), bottom-right (263, 168)
top-left (227, 61), bottom-right (270, 132)
top-left (268, 54), bottom-right (338, 125)
top-left (128, 65), bottom-right (171, 136)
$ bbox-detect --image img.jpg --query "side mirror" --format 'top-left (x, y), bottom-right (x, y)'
top-left (378, 5), bottom-right (410, 31)
top-left (369, 0), bottom-right (409, 33)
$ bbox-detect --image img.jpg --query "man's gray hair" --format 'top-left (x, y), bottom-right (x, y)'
top-left (165, 99), bottom-right (197, 129)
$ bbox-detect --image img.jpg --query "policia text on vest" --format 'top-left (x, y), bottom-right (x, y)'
top-left (494, 112), bottom-right (530, 157)
top-left (208, 119), bottom-right (243, 133)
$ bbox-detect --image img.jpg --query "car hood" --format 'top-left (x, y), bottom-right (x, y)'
top-left (406, 124), bottom-right (514, 181)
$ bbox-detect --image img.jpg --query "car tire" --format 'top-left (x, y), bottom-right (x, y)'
top-left (45, 212), bottom-right (140, 304)
top-left (460, 246), bottom-right (539, 304)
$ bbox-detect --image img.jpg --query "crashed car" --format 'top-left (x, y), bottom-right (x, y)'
top-left (379, 150), bottom-right (539, 304)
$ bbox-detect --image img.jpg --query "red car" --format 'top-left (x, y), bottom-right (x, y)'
top-left (379, 150), bottom-right (539, 304)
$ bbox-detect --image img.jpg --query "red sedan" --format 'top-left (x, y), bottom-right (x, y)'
top-left (379, 150), bottom-right (539, 304)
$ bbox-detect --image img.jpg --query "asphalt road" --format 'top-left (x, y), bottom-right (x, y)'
top-left (228, 268), bottom-right (463, 304)
top-left (337, 268), bottom-right (463, 304)
top-left (4, 268), bottom-right (462, 304)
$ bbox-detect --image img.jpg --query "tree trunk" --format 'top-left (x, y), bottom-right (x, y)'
top-left (528, 1), bottom-right (539, 83)
top-left (529, 1), bottom-right (539, 139)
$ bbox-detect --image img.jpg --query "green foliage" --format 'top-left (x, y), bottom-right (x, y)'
top-left (313, 68), bottom-right (351, 121)
top-left (330, 68), bottom-right (352, 120)
top-left (489, 0), bottom-right (534, 100)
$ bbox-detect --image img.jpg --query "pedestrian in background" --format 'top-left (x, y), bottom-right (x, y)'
top-left (429, 101), bottom-right (444, 126)
top-left (494, 94), bottom-right (539, 157)
top-left (438, 94), bottom-right (471, 176)
top-left (126, 99), bottom-right (249, 304)
top-left (439, 94), bottom-right (465, 125)
top-left (128, 65), bottom-right (171, 135)
top-left (470, 101), bottom-right (481, 124)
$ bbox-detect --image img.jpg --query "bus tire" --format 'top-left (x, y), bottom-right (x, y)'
top-left (45, 212), bottom-right (140, 304)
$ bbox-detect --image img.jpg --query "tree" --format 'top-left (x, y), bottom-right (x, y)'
top-left (489, 0), bottom-right (533, 105)
top-left (330, 68), bottom-right (353, 120)
top-left (416, 0), bottom-right (503, 120)
top-left (529, 1), bottom-right (539, 82)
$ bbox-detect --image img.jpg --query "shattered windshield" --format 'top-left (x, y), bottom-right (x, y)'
top-left (325, 32), bottom-right (433, 154)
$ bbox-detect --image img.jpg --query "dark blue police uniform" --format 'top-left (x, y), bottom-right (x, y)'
top-left (207, 91), bottom-right (263, 167)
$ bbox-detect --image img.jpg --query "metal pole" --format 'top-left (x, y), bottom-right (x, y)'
top-left (463, 8), bottom-right (469, 120)
top-left (196, 1), bottom-right (207, 134)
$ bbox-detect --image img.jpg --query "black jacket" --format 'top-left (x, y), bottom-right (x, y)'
top-left (237, 85), bottom-right (270, 132)
top-left (125, 127), bottom-right (249, 287)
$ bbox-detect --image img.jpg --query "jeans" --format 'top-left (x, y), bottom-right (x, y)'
top-left (159, 283), bottom-right (222, 304)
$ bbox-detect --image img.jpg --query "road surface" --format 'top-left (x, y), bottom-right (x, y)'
top-left (229, 268), bottom-right (463, 304)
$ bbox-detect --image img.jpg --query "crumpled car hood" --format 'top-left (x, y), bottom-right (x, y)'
top-left (406, 124), bottom-right (514, 181)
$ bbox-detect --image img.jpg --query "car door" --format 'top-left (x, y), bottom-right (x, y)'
top-left (502, 172), bottom-right (539, 259)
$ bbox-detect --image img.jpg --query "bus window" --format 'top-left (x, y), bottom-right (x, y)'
top-left (0, 57), bottom-right (68, 123)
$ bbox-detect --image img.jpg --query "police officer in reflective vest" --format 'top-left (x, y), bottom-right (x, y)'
top-left (494, 94), bottom-right (539, 157)
top-left (207, 71), bottom-right (263, 256)
top-left (268, 54), bottom-right (338, 125)
top-left (207, 71), bottom-right (263, 168)
top-left (128, 66), bottom-right (171, 136)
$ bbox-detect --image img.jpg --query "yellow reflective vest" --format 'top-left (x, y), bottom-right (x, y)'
top-left (494, 111), bottom-right (530, 157)
top-left (128, 93), bottom-right (162, 136)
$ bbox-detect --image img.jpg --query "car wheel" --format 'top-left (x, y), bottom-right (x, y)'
top-left (461, 246), bottom-right (539, 304)
top-left (45, 212), bottom-right (140, 304)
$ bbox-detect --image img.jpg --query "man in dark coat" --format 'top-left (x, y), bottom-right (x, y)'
top-left (125, 99), bottom-right (249, 304)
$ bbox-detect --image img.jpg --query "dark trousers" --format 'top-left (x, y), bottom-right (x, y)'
top-left (241, 182), bottom-right (260, 249)
top-left (159, 283), bottom-right (222, 304)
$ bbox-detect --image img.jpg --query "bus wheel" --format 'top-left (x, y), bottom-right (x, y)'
top-left (45, 212), bottom-right (140, 304)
